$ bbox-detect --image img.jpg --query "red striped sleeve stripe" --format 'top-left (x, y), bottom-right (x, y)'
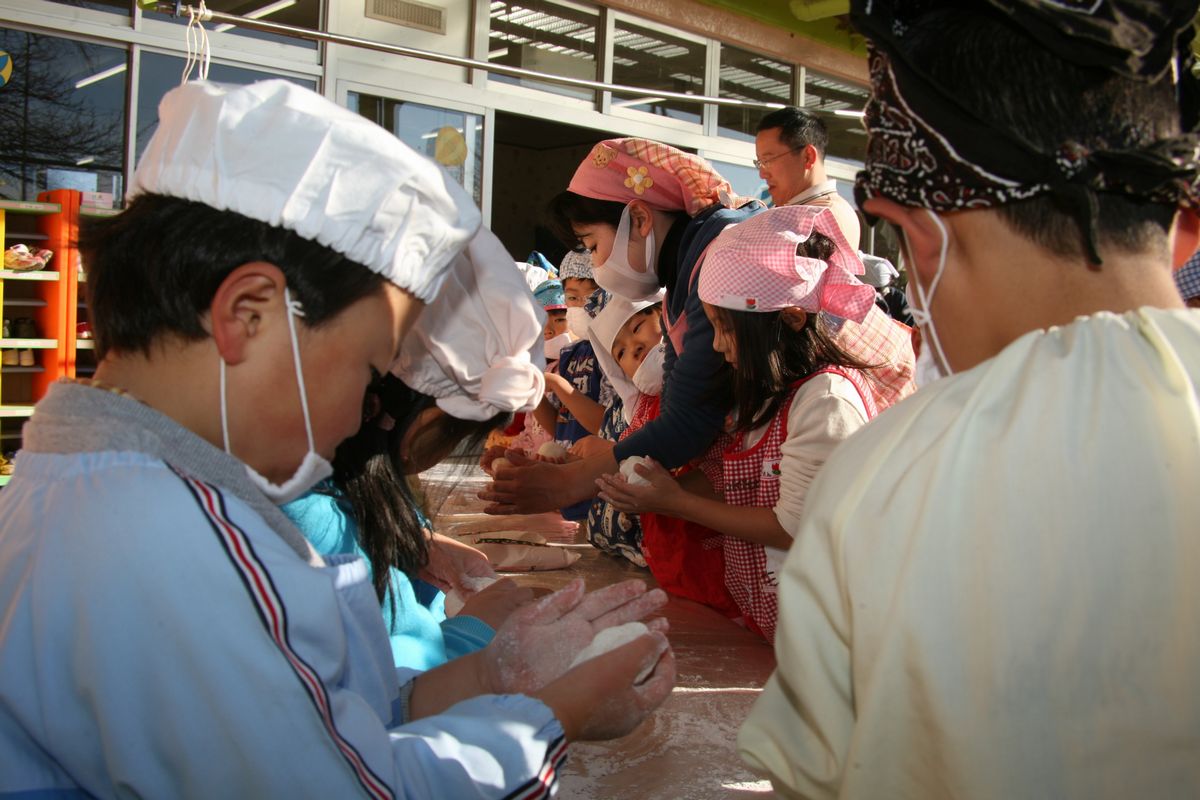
top-left (172, 467), bottom-right (394, 800)
top-left (505, 735), bottom-right (568, 800)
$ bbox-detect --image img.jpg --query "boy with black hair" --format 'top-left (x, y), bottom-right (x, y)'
top-left (0, 79), bottom-right (675, 797)
top-left (740, 2), bottom-right (1200, 798)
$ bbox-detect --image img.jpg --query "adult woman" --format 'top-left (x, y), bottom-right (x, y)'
top-left (484, 138), bottom-right (764, 515)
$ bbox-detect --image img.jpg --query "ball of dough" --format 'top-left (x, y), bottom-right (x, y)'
top-left (568, 621), bottom-right (655, 683)
top-left (491, 457), bottom-right (514, 472)
top-left (537, 441), bottom-right (568, 460)
top-left (619, 456), bottom-right (652, 486)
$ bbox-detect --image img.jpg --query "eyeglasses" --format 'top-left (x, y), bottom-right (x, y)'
top-left (753, 147), bottom-right (802, 171)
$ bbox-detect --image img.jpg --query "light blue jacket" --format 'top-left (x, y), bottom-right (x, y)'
top-left (0, 383), bottom-right (566, 799)
top-left (284, 486), bottom-right (494, 670)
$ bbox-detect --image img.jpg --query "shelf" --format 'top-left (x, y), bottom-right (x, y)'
top-left (0, 338), bottom-right (57, 349)
top-left (0, 200), bottom-right (61, 215)
top-left (1, 366), bottom-right (44, 374)
top-left (0, 406), bottom-right (35, 418)
top-left (4, 232), bottom-right (49, 241)
top-left (79, 206), bottom-right (120, 218)
top-left (0, 270), bottom-right (59, 282)
top-left (4, 299), bottom-right (48, 308)
top-left (76, 339), bottom-right (95, 349)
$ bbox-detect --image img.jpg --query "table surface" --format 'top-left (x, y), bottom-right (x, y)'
top-left (423, 464), bottom-right (778, 800)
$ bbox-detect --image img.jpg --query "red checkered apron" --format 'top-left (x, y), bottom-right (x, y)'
top-left (721, 368), bottom-right (877, 642)
top-left (626, 393), bottom-right (741, 618)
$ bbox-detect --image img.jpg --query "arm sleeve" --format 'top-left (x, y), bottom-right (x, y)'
top-left (773, 374), bottom-right (870, 535)
top-left (737, 471), bottom-right (854, 799)
top-left (440, 615), bottom-right (496, 660)
top-left (613, 287), bottom-right (729, 468)
top-left (39, 470), bottom-right (566, 800)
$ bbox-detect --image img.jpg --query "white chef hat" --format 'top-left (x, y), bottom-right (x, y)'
top-left (128, 79), bottom-right (479, 302)
top-left (586, 290), bottom-right (665, 422)
top-left (392, 227), bottom-right (548, 422)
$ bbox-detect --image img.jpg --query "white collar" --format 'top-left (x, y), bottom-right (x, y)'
top-left (785, 179), bottom-right (838, 206)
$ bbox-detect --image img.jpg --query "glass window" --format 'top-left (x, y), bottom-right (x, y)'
top-left (135, 52), bottom-right (316, 162)
top-left (347, 93), bottom-right (483, 207)
top-left (144, 0), bottom-right (320, 49)
top-left (488, 0), bottom-right (598, 102)
top-left (45, 0), bottom-right (130, 15)
top-left (0, 29), bottom-right (127, 202)
top-left (803, 69), bottom-right (870, 162)
top-left (717, 45), bottom-right (792, 142)
top-left (611, 19), bottom-right (705, 124)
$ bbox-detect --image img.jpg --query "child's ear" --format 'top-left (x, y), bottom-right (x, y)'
top-left (780, 307), bottom-right (808, 332)
top-left (627, 199), bottom-right (654, 239)
top-left (206, 261), bottom-right (286, 366)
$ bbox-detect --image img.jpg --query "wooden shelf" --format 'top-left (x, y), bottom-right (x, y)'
top-left (1, 366), bottom-right (44, 374)
top-left (0, 406), bottom-right (35, 418)
top-left (4, 232), bottom-right (49, 241)
top-left (76, 339), bottom-right (95, 349)
top-left (0, 270), bottom-right (60, 282)
top-left (0, 338), bottom-right (58, 349)
top-left (0, 200), bottom-right (60, 215)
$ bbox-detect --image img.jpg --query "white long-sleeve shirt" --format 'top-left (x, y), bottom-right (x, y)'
top-left (739, 308), bottom-right (1200, 799)
top-left (0, 383), bottom-right (566, 799)
top-left (742, 372), bottom-right (869, 582)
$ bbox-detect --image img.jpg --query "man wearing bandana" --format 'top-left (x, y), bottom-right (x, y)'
top-left (739, 2), bottom-right (1200, 798)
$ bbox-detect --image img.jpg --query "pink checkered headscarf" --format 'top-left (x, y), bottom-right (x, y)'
top-left (568, 138), bottom-right (733, 217)
top-left (697, 205), bottom-right (877, 323)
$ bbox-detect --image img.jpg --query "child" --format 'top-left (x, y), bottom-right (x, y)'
top-left (534, 278), bottom-right (570, 365)
top-left (588, 292), bottom-right (741, 616)
top-left (0, 79), bottom-right (675, 796)
top-left (599, 205), bottom-right (915, 642)
top-left (286, 234), bottom-right (549, 670)
top-left (559, 248), bottom-right (601, 310)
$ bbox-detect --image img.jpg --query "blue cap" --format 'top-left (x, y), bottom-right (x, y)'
top-left (533, 279), bottom-right (567, 311)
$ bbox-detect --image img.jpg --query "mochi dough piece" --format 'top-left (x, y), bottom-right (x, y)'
top-left (619, 456), bottom-right (652, 486)
top-left (537, 441), bottom-right (568, 460)
top-left (568, 621), bottom-right (654, 683)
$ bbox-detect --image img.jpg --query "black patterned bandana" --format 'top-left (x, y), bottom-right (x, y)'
top-left (851, 0), bottom-right (1200, 263)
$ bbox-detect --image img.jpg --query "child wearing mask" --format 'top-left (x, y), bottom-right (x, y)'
top-left (0, 79), bottom-right (675, 797)
top-left (583, 291), bottom-right (739, 630)
top-left (599, 206), bottom-right (915, 642)
top-left (286, 233), bottom-right (548, 670)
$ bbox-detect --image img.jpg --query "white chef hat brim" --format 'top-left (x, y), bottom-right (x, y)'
top-left (393, 228), bottom-right (548, 422)
top-left (129, 80), bottom-right (479, 302)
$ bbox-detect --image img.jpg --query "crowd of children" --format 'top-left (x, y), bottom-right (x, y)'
top-left (1, 0), bottom-right (1198, 797)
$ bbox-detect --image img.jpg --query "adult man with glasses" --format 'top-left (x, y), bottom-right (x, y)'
top-left (754, 105), bottom-right (862, 247)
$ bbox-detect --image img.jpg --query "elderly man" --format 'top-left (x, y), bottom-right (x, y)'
top-left (740, 2), bottom-right (1200, 798)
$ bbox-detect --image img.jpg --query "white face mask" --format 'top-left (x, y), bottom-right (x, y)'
top-left (902, 209), bottom-right (953, 383)
top-left (631, 342), bottom-right (666, 396)
top-left (544, 331), bottom-right (573, 361)
top-left (220, 287), bottom-right (333, 505)
top-left (565, 306), bottom-right (591, 340)
top-left (593, 205), bottom-right (661, 302)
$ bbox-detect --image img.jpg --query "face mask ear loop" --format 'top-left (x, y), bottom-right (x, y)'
top-left (219, 356), bottom-right (232, 453)
top-left (283, 287), bottom-right (318, 454)
top-left (908, 209), bottom-right (954, 376)
top-left (643, 213), bottom-right (657, 278)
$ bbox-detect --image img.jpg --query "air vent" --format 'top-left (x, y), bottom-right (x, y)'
top-left (365, 0), bottom-right (446, 34)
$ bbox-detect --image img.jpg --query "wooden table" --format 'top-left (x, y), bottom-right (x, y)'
top-left (424, 464), bottom-right (779, 799)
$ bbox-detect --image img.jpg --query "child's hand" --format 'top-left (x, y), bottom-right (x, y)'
top-left (420, 531), bottom-right (496, 593)
top-left (480, 578), bottom-right (668, 696)
top-left (595, 457), bottom-right (682, 516)
top-left (569, 435), bottom-right (614, 459)
top-left (543, 370), bottom-right (570, 397)
top-left (533, 627), bottom-right (676, 741)
top-left (457, 577), bottom-right (533, 631)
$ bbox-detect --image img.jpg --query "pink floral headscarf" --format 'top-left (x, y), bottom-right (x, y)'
top-left (568, 138), bottom-right (734, 217)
